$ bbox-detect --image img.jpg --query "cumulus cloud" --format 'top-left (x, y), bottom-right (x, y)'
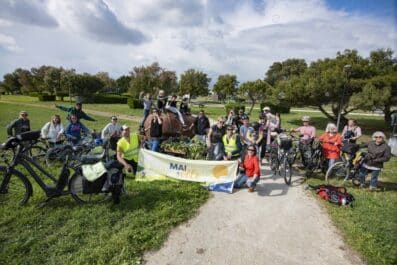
top-left (0, 33), bottom-right (21, 52)
top-left (47, 0), bottom-right (148, 45)
top-left (0, 0), bottom-right (58, 27)
top-left (0, 0), bottom-right (396, 81)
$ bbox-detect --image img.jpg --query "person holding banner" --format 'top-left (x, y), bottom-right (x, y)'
top-left (234, 145), bottom-right (260, 192)
top-left (116, 125), bottom-right (140, 175)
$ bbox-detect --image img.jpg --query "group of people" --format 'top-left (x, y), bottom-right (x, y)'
top-left (6, 99), bottom-right (392, 192)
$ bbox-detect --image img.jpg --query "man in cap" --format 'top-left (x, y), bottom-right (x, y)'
top-left (293, 116), bottom-right (316, 143)
top-left (101, 116), bottom-right (122, 150)
top-left (116, 125), bottom-right (140, 174)
top-left (55, 102), bottom-right (96, 122)
top-left (7, 111), bottom-right (31, 136)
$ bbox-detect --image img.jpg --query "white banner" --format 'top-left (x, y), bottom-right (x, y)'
top-left (137, 149), bottom-right (238, 192)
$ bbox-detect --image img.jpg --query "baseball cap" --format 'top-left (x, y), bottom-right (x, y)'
top-left (121, 124), bottom-right (130, 130)
top-left (263, 106), bottom-right (270, 111)
top-left (302, 116), bottom-right (310, 122)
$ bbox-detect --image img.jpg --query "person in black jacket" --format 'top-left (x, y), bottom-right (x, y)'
top-left (148, 109), bottom-right (163, 152)
top-left (359, 131), bottom-right (392, 190)
top-left (191, 110), bottom-right (210, 143)
top-left (7, 111), bottom-right (31, 136)
top-left (55, 102), bottom-right (96, 122)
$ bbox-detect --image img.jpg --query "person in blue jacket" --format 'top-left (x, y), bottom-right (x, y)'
top-left (64, 114), bottom-right (91, 145)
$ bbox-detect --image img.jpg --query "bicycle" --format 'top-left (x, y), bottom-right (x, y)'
top-left (0, 130), bottom-right (122, 206)
top-left (269, 131), bottom-right (298, 185)
top-left (325, 143), bottom-right (364, 186)
top-left (303, 139), bottom-right (328, 177)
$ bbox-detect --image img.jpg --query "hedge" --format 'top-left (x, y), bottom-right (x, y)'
top-left (225, 103), bottom-right (245, 116)
top-left (38, 94), bottom-right (56, 101)
top-left (260, 102), bottom-right (290, 114)
top-left (28, 92), bottom-right (40, 97)
top-left (127, 98), bottom-right (144, 109)
top-left (92, 94), bottom-right (127, 104)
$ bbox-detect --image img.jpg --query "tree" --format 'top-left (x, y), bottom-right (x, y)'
top-left (179, 69), bottom-right (211, 98)
top-left (43, 67), bottom-right (62, 95)
top-left (265, 59), bottom-right (307, 86)
top-left (213, 74), bottom-right (239, 102)
top-left (95, 72), bottom-right (115, 93)
top-left (115, 75), bottom-right (131, 94)
top-left (1, 72), bottom-right (21, 94)
top-left (238, 79), bottom-right (271, 114)
top-left (128, 62), bottom-right (177, 98)
top-left (68, 74), bottom-right (104, 96)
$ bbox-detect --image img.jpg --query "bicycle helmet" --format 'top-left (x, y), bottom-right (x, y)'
top-left (302, 116), bottom-right (311, 122)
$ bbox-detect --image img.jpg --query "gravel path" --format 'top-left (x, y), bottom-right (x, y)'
top-left (143, 163), bottom-right (363, 265)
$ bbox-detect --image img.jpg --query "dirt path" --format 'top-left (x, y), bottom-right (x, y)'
top-left (143, 163), bottom-right (363, 265)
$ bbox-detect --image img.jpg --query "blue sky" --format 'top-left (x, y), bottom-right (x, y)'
top-left (0, 0), bottom-right (396, 83)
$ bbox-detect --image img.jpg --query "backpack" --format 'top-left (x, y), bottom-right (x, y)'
top-left (313, 185), bottom-right (355, 207)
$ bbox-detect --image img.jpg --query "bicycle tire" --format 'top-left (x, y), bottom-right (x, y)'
top-left (282, 158), bottom-right (292, 185)
top-left (0, 166), bottom-right (32, 206)
top-left (325, 162), bottom-right (349, 186)
top-left (69, 172), bottom-right (110, 204)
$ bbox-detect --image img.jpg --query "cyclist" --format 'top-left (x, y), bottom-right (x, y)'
top-left (319, 123), bottom-right (342, 169)
top-left (239, 116), bottom-right (253, 155)
top-left (116, 125), bottom-right (140, 174)
top-left (358, 131), bottom-right (391, 190)
top-left (139, 92), bottom-right (153, 128)
top-left (55, 102), bottom-right (96, 123)
top-left (293, 116), bottom-right (316, 142)
top-left (41, 114), bottom-right (64, 146)
top-left (234, 145), bottom-right (260, 192)
top-left (64, 114), bottom-right (91, 145)
top-left (101, 116), bottom-right (122, 150)
top-left (179, 95), bottom-right (190, 115)
top-left (7, 110), bottom-right (31, 137)
top-left (222, 125), bottom-right (242, 160)
top-left (148, 109), bottom-right (163, 152)
top-left (342, 119), bottom-right (362, 143)
top-left (225, 109), bottom-right (238, 132)
top-left (191, 110), bottom-right (210, 143)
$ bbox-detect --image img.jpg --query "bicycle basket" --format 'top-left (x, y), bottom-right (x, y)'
top-left (280, 138), bottom-right (292, 151)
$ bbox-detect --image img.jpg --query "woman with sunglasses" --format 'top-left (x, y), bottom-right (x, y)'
top-left (234, 144), bottom-right (260, 192)
top-left (7, 111), bottom-right (31, 137)
top-left (358, 131), bottom-right (391, 190)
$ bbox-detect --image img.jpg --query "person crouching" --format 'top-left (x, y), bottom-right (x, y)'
top-left (234, 145), bottom-right (260, 192)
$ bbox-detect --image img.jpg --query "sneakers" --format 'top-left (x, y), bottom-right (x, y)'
top-left (359, 184), bottom-right (366, 189)
top-left (248, 187), bottom-right (255, 193)
top-left (368, 186), bottom-right (377, 192)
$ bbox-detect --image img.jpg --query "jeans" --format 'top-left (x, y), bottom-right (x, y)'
top-left (140, 109), bottom-right (150, 127)
top-left (234, 175), bottom-right (259, 188)
top-left (358, 167), bottom-right (381, 188)
top-left (150, 138), bottom-right (161, 152)
top-left (328, 159), bottom-right (336, 169)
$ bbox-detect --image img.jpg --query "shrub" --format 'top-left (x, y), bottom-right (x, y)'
top-left (38, 94), bottom-right (56, 101)
top-left (225, 103), bottom-right (245, 115)
top-left (127, 98), bottom-right (144, 109)
top-left (260, 101), bottom-right (290, 114)
top-left (29, 92), bottom-right (40, 97)
top-left (92, 94), bottom-right (127, 104)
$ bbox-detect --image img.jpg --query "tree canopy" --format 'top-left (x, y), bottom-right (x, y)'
top-left (213, 74), bottom-right (239, 102)
top-left (179, 69), bottom-right (211, 98)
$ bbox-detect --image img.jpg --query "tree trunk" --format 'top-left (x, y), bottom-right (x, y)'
top-left (318, 105), bottom-right (335, 121)
top-left (248, 99), bottom-right (255, 115)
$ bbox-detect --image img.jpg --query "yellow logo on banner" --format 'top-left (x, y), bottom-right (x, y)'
top-left (212, 165), bottom-right (228, 178)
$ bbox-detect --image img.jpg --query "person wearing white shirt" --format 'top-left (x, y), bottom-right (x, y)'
top-left (101, 116), bottom-right (122, 150)
top-left (41, 114), bottom-right (64, 146)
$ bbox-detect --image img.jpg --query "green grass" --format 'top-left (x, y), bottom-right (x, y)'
top-left (1, 96), bottom-right (396, 265)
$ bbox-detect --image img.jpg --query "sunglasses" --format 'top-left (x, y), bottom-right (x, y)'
top-left (374, 136), bottom-right (383, 138)
top-left (247, 149), bottom-right (255, 152)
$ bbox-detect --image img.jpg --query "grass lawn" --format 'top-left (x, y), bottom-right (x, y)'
top-left (0, 96), bottom-right (396, 265)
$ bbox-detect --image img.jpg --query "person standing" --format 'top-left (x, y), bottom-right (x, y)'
top-left (7, 111), bottom-right (31, 136)
top-left (319, 123), bottom-right (342, 169)
top-left (239, 116), bottom-right (253, 154)
top-left (101, 116), bottom-right (122, 150)
top-left (192, 110), bottom-right (210, 143)
top-left (139, 92), bottom-right (153, 127)
top-left (359, 131), bottom-right (391, 190)
top-left (179, 95), bottom-right (190, 115)
top-left (342, 119), bottom-right (362, 143)
top-left (41, 114), bottom-right (64, 146)
top-left (207, 116), bottom-right (226, 160)
top-left (148, 109), bottom-right (162, 152)
top-left (55, 102), bottom-right (96, 122)
top-left (293, 116), bottom-right (316, 143)
top-left (116, 125), bottom-right (140, 175)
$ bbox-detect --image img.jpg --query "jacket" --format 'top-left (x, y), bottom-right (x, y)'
top-left (7, 118), bottom-right (30, 136)
top-left (364, 141), bottom-right (391, 169)
top-left (55, 105), bottom-right (96, 122)
top-left (240, 154), bottom-right (260, 177)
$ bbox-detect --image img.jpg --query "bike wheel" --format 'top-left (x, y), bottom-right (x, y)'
top-left (69, 173), bottom-right (110, 204)
top-left (325, 162), bottom-right (349, 186)
top-left (0, 166), bottom-right (32, 206)
top-left (282, 159), bottom-right (292, 185)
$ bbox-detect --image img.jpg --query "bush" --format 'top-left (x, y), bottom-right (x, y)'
top-left (29, 92), bottom-right (40, 97)
top-left (225, 103), bottom-right (245, 115)
top-left (127, 98), bottom-right (143, 109)
top-left (92, 94), bottom-right (127, 104)
top-left (260, 101), bottom-right (290, 114)
top-left (38, 94), bottom-right (56, 101)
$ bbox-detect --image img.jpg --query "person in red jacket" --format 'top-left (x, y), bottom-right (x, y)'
top-left (319, 123), bottom-right (342, 169)
top-left (234, 145), bottom-right (260, 192)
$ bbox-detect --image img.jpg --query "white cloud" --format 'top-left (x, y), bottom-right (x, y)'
top-left (0, 33), bottom-right (21, 52)
top-left (0, 0), bottom-right (396, 82)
